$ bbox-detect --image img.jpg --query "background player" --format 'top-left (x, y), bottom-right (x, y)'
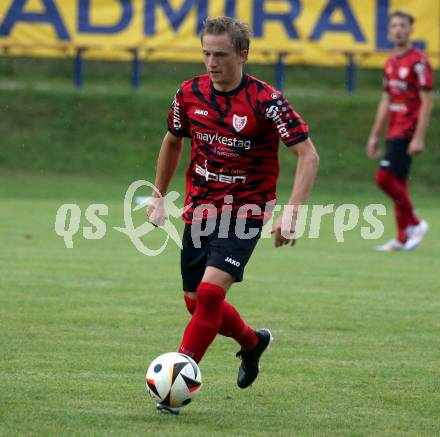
top-left (147, 16), bottom-right (319, 413)
top-left (366, 10), bottom-right (434, 251)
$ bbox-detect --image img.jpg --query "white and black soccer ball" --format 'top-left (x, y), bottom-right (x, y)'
top-left (145, 352), bottom-right (202, 408)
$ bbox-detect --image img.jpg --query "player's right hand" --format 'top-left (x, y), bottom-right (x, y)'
top-left (366, 136), bottom-right (381, 159)
top-left (147, 196), bottom-right (166, 227)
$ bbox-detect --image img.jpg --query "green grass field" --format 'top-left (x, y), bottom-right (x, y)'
top-left (1, 172), bottom-right (439, 436)
top-left (1, 60), bottom-right (439, 435)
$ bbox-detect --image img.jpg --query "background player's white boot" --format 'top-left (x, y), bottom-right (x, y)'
top-left (375, 239), bottom-right (404, 252)
top-left (404, 220), bottom-right (428, 251)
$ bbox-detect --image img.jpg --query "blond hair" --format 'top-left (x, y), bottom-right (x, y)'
top-left (201, 16), bottom-right (250, 53)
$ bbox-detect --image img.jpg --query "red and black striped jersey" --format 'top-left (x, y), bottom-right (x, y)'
top-left (383, 48), bottom-right (434, 139)
top-left (167, 73), bottom-right (309, 223)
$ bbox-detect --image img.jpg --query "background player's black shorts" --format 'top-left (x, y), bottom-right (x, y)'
top-left (180, 217), bottom-right (263, 292)
top-left (379, 137), bottom-right (412, 179)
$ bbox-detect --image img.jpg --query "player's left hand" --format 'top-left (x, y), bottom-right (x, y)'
top-left (408, 138), bottom-right (425, 156)
top-left (271, 210), bottom-right (297, 248)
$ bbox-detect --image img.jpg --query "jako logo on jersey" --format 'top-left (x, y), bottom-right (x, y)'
top-left (232, 114), bottom-right (247, 132)
top-left (264, 105), bottom-right (290, 139)
top-left (195, 164), bottom-right (246, 183)
top-left (225, 257), bottom-right (241, 267)
top-left (173, 98), bottom-right (182, 130)
top-left (194, 108), bottom-right (208, 116)
top-left (194, 130), bottom-right (251, 149)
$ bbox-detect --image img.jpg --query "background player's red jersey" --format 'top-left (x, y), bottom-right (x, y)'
top-left (167, 73), bottom-right (309, 223)
top-left (384, 47), bottom-right (434, 139)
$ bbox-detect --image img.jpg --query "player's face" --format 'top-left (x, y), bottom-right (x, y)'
top-left (388, 16), bottom-right (413, 47)
top-left (202, 33), bottom-right (247, 91)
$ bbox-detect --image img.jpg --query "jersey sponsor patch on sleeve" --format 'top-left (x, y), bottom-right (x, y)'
top-left (412, 54), bottom-right (434, 90)
top-left (262, 96), bottom-right (308, 147)
top-left (167, 87), bottom-right (190, 137)
top-left (414, 61), bottom-right (427, 87)
top-left (264, 105), bottom-right (290, 139)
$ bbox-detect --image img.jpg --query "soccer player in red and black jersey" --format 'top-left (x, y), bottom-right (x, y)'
top-left (147, 16), bottom-right (319, 413)
top-left (366, 11), bottom-right (434, 251)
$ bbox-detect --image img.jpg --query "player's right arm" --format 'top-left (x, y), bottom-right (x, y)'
top-left (152, 132), bottom-right (183, 196)
top-left (366, 92), bottom-right (389, 159)
top-left (147, 132), bottom-right (183, 226)
top-left (147, 86), bottom-right (190, 226)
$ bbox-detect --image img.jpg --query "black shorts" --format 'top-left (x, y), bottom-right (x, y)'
top-left (180, 217), bottom-right (263, 292)
top-left (379, 137), bottom-right (412, 179)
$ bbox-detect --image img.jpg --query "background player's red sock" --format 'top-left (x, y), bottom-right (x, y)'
top-left (394, 177), bottom-right (420, 227)
top-left (179, 282), bottom-right (225, 363)
top-left (183, 295), bottom-right (258, 351)
top-left (376, 168), bottom-right (419, 242)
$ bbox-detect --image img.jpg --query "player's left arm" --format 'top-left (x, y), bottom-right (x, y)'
top-left (408, 57), bottom-right (434, 156)
top-left (408, 90), bottom-right (434, 155)
top-left (272, 138), bottom-right (319, 248)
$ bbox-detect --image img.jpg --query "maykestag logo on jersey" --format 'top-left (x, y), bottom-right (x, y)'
top-left (264, 105), bottom-right (290, 139)
top-left (194, 108), bottom-right (208, 116)
top-left (195, 164), bottom-right (246, 183)
top-left (389, 103), bottom-right (407, 112)
top-left (388, 79), bottom-right (408, 90)
top-left (194, 130), bottom-right (251, 149)
top-left (232, 114), bottom-right (247, 132)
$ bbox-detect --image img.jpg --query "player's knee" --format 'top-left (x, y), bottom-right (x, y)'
top-left (195, 282), bottom-right (226, 320)
top-left (183, 294), bottom-right (196, 314)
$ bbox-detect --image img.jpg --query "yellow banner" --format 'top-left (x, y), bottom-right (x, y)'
top-left (0, 0), bottom-right (438, 68)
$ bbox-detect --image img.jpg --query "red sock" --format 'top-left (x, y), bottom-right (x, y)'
top-left (184, 295), bottom-right (196, 314)
top-left (183, 294), bottom-right (258, 351)
top-left (394, 177), bottom-right (419, 227)
top-left (179, 282), bottom-right (226, 363)
top-left (376, 168), bottom-right (419, 242)
top-left (219, 301), bottom-right (258, 350)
